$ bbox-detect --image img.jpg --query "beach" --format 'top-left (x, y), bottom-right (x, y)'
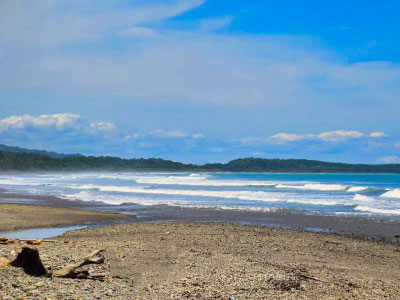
top-left (1, 175), bottom-right (400, 299)
top-left (1, 222), bottom-right (400, 299)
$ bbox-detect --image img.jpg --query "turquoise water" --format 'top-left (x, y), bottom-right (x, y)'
top-left (1, 172), bottom-right (400, 217)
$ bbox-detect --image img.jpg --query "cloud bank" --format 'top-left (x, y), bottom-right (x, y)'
top-left (0, 113), bottom-right (398, 164)
top-left (240, 130), bottom-right (388, 145)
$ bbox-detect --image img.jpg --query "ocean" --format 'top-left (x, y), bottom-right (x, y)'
top-left (1, 172), bottom-right (400, 218)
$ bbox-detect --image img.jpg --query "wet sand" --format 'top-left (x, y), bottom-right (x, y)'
top-left (130, 205), bottom-right (400, 244)
top-left (0, 203), bottom-right (131, 232)
top-left (1, 187), bottom-right (400, 243)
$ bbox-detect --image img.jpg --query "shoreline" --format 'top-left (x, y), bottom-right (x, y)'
top-left (1, 189), bottom-right (400, 298)
top-left (1, 188), bottom-right (400, 243)
top-left (0, 202), bottom-right (131, 232)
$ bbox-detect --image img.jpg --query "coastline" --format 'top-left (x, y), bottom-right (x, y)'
top-left (1, 189), bottom-right (400, 298)
top-left (1, 187), bottom-right (400, 243)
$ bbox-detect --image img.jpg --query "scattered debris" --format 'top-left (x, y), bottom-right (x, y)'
top-left (0, 237), bottom-right (56, 245)
top-left (26, 239), bottom-right (42, 245)
top-left (1, 247), bottom-right (106, 279)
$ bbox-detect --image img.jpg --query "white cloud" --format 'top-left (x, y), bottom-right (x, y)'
top-left (89, 122), bottom-right (117, 133)
top-left (396, 142), bottom-right (400, 148)
top-left (316, 130), bottom-right (364, 142)
top-left (369, 132), bottom-right (387, 138)
top-left (378, 156), bottom-right (400, 164)
top-left (90, 122), bottom-right (116, 131)
top-left (0, 113), bottom-right (116, 136)
top-left (150, 129), bottom-right (187, 138)
top-left (241, 130), bottom-right (385, 145)
top-left (192, 133), bottom-right (205, 139)
top-left (268, 130), bottom-right (365, 143)
top-left (270, 133), bottom-right (304, 141)
top-left (0, 114), bottom-right (84, 132)
top-left (0, 114), bottom-right (206, 148)
top-left (123, 133), bottom-right (141, 141)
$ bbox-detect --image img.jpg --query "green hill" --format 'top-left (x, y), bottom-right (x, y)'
top-left (0, 149), bottom-right (399, 173)
top-left (0, 144), bottom-right (80, 158)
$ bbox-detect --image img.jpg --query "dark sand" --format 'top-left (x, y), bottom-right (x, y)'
top-left (1, 223), bottom-right (400, 299)
top-left (129, 205), bottom-right (400, 244)
top-left (0, 203), bottom-right (131, 232)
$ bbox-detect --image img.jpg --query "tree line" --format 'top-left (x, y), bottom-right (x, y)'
top-left (1, 150), bottom-right (400, 173)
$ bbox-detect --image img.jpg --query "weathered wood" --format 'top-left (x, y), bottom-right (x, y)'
top-left (54, 249), bottom-right (106, 278)
top-left (1, 247), bottom-right (106, 279)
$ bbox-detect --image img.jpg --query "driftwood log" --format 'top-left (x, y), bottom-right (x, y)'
top-left (54, 249), bottom-right (106, 278)
top-left (0, 247), bottom-right (106, 279)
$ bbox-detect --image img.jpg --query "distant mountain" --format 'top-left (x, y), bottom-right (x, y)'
top-left (0, 144), bottom-right (81, 158)
top-left (0, 148), bottom-right (399, 173)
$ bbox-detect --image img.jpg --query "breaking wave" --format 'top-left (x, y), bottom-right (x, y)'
top-left (353, 194), bottom-right (374, 202)
top-left (136, 177), bottom-right (276, 187)
top-left (275, 183), bottom-right (348, 191)
top-left (355, 206), bottom-right (400, 215)
top-left (380, 189), bottom-right (400, 199)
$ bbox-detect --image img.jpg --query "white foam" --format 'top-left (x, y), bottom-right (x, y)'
top-left (0, 178), bottom-right (40, 186)
top-left (347, 186), bottom-right (369, 192)
top-left (60, 191), bottom-right (173, 206)
top-left (353, 194), bottom-right (374, 202)
top-left (189, 173), bottom-right (205, 178)
top-left (334, 212), bottom-right (371, 216)
top-left (97, 173), bottom-right (210, 181)
top-left (355, 206), bottom-right (400, 215)
top-left (286, 199), bottom-right (341, 206)
top-left (60, 190), bottom-right (278, 210)
top-left (275, 183), bottom-right (347, 191)
top-left (61, 190), bottom-right (276, 212)
top-left (136, 178), bottom-right (276, 187)
top-left (73, 185), bottom-right (283, 202)
top-left (66, 184), bottom-right (354, 207)
top-left (380, 189), bottom-right (400, 199)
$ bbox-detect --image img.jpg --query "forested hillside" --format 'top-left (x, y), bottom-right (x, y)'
top-left (1, 150), bottom-right (400, 173)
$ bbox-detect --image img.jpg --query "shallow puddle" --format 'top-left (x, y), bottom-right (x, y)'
top-left (0, 225), bottom-right (87, 239)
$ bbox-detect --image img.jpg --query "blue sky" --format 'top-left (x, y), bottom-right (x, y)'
top-left (0, 0), bottom-right (399, 163)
